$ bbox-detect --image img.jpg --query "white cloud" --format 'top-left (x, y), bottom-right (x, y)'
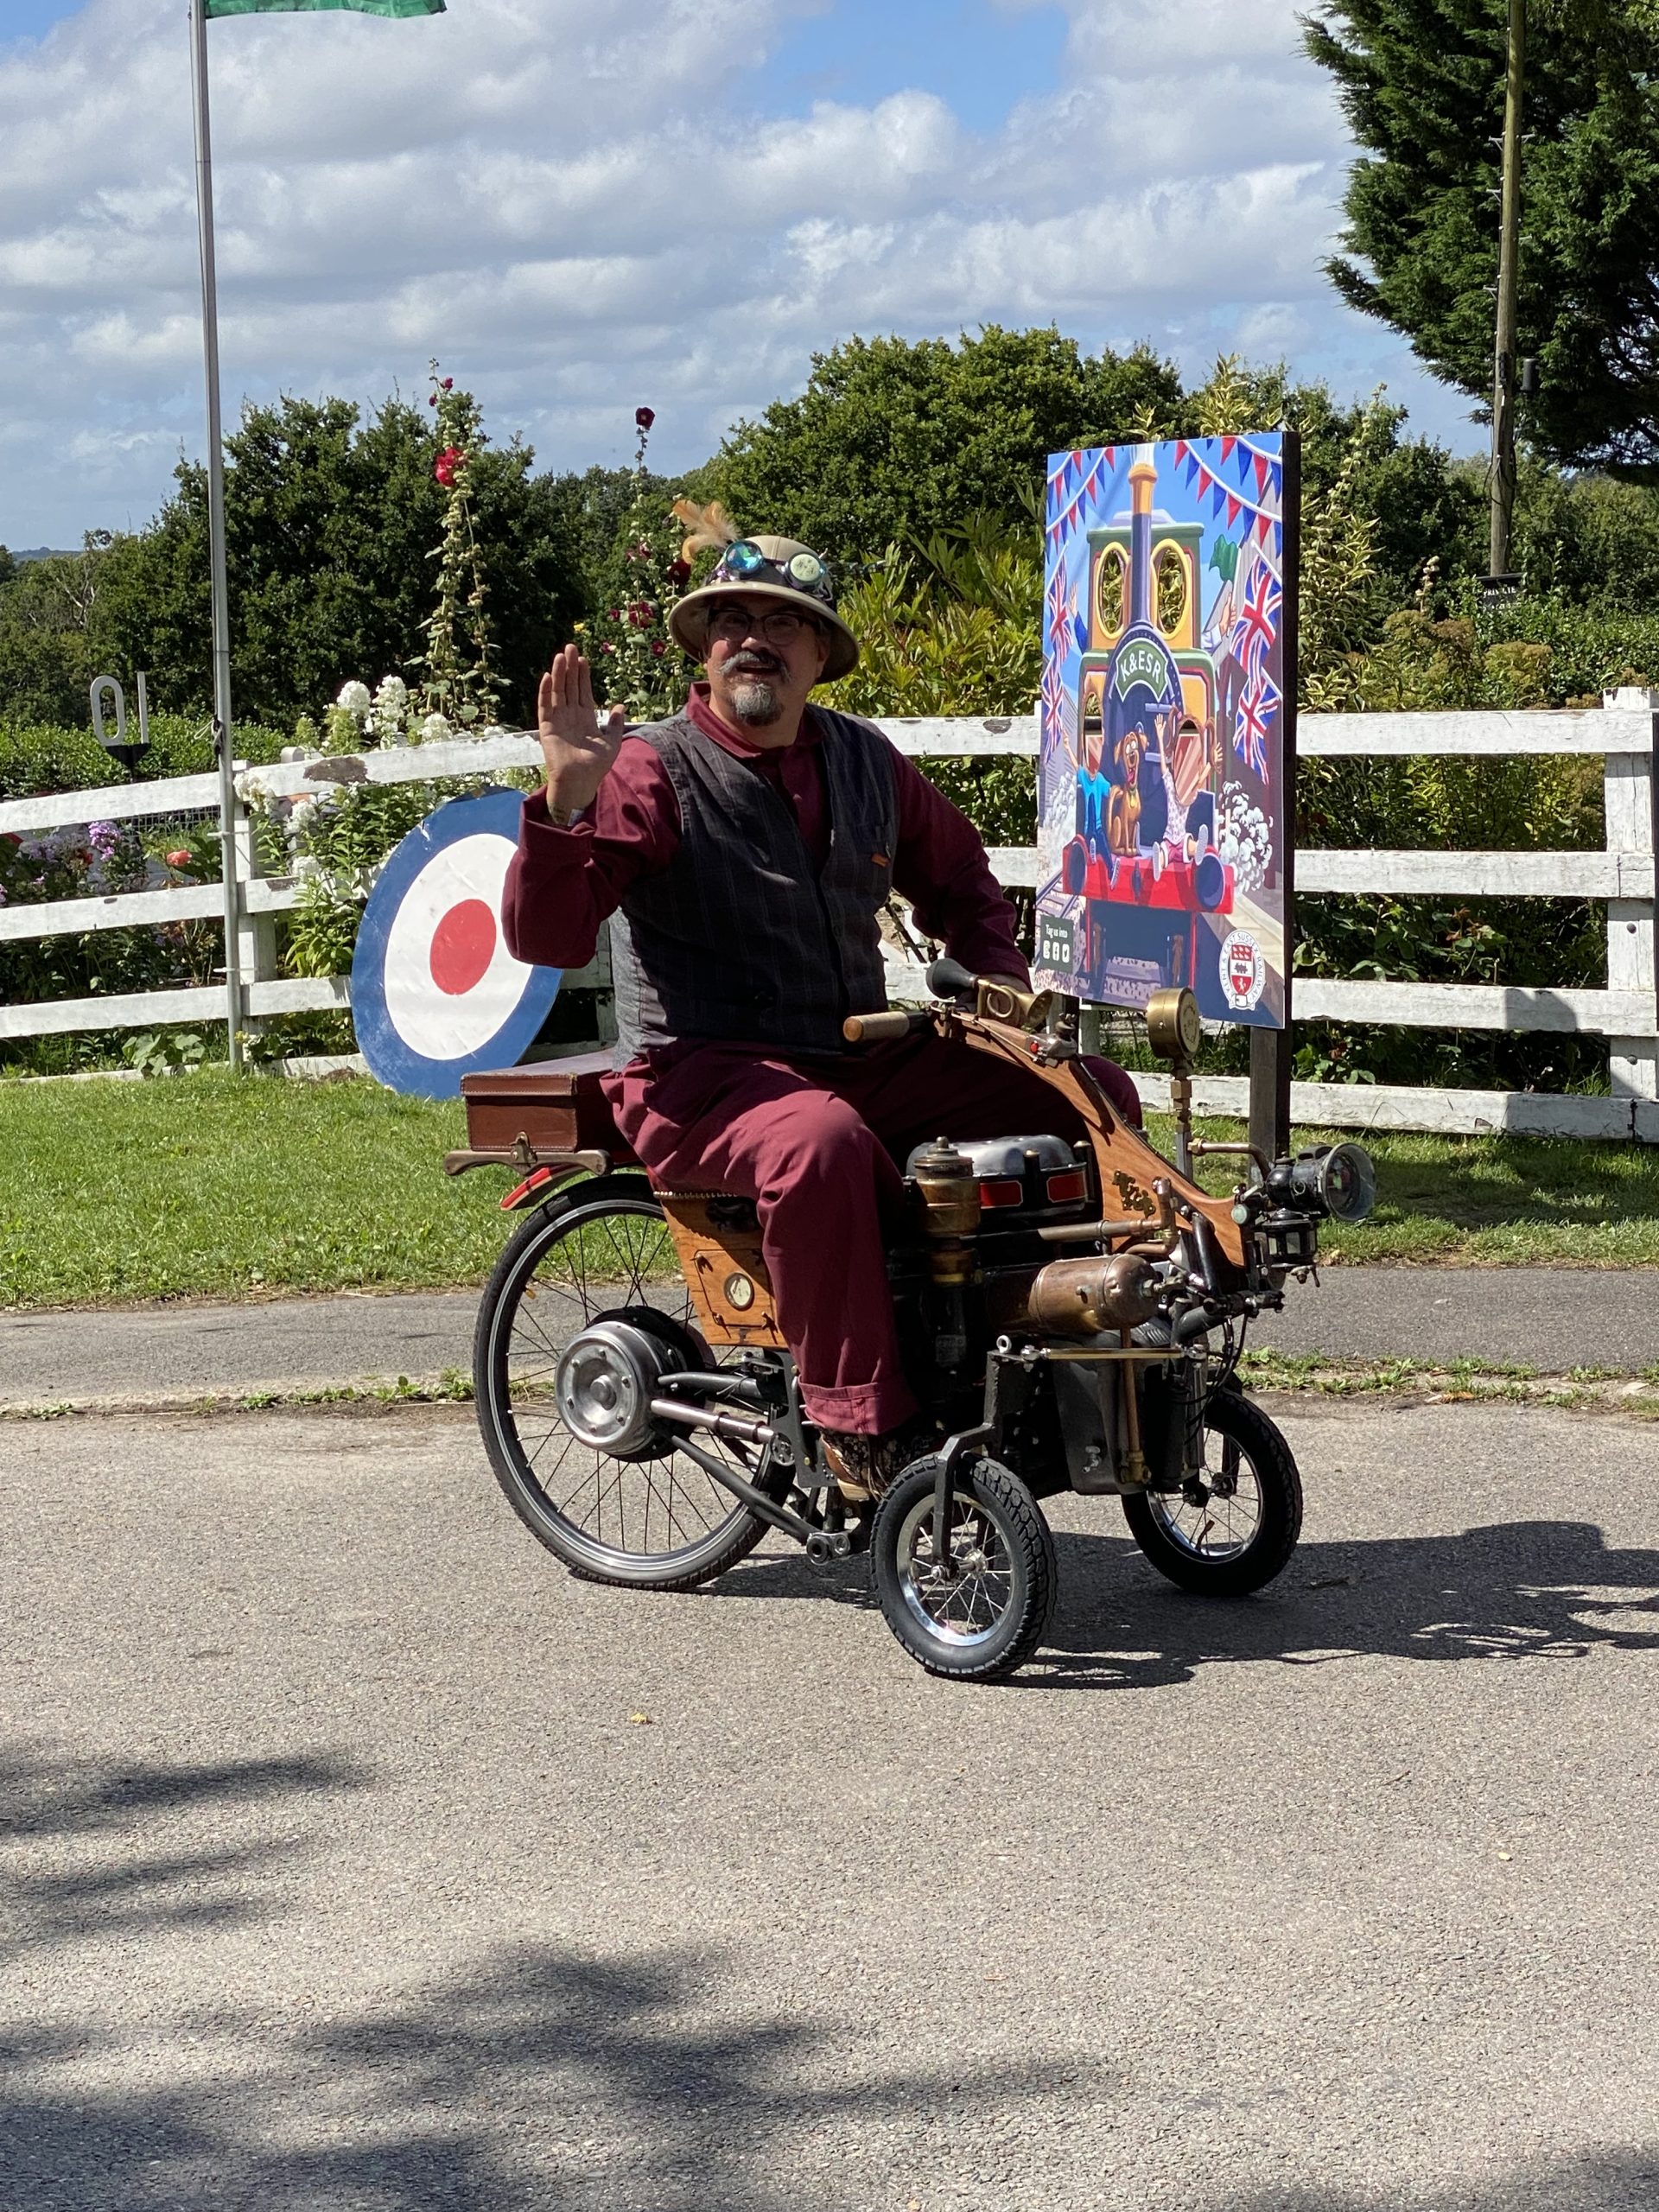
top-left (0, 0), bottom-right (1478, 547)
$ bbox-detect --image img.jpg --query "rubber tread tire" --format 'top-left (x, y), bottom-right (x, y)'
top-left (1121, 1386), bottom-right (1302, 1597)
top-left (473, 1177), bottom-right (778, 1592)
top-left (871, 1456), bottom-right (1057, 1682)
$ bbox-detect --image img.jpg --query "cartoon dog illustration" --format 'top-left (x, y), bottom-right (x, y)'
top-left (1107, 728), bottom-right (1143, 855)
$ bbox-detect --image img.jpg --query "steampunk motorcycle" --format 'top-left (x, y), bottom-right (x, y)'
top-left (449, 962), bottom-right (1374, 1681)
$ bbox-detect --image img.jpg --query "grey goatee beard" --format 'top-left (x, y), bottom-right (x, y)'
top-left (728, 677), bottom-right (782, 727)
top-left (722, 652), bottom-right (785, 727)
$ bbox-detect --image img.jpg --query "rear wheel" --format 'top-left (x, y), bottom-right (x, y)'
top-left (1122, 1386), bottom-right (1301, 1596)
top-left (872, 1456), bottom-right (1057, 1681)
top-left (474, 1178), bottom-right (782, 1591)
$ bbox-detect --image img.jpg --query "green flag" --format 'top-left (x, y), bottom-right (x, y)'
top-left (204, 1), bottom-right (444, 18)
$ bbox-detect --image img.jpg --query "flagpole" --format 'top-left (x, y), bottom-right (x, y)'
top-left (189, 0), bottom-right (245, 1072)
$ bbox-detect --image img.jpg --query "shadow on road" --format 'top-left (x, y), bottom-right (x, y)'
top-left (720, 1515), bottom-right (1659, 1693)
top-left (1035, 1514), bottom-right (1659, 1691)
top-left (0, 1745), bottom-right (372, 1961)
top-left (0, 1751), bottom-right (1065, 2210)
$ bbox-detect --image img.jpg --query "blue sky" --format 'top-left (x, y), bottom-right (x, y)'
top-left (5, 0), bottom-right (81, 38)
top-left (757, 0), bottom-right (1069, 130)
top-left (0, 0), bottom-right (1477, 547)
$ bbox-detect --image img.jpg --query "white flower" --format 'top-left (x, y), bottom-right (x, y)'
top-left (419, 712), bottom-right (454, 744)
top-left (335, 680), bottom-right (372, 715)
top-left (373, 675), bottom-right (408, 707)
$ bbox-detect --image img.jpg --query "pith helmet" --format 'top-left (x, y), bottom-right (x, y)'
top-left (669, 534), bottom-right (860, 682)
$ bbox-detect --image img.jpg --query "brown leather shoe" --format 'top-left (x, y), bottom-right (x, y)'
top-left (820, 1423), bottom-right (931, 1503)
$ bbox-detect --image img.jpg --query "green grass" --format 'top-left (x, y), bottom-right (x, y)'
top-left (0, 1069), bottom-right (509, 1308)
top-left (3, 1071), bottom-right (1659, 1313)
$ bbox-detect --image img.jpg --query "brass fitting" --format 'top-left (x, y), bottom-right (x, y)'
top-left (908, 1136), bottom-right (981, 1286)
top-left (1024, 1251), bottom-right (1160, 1338)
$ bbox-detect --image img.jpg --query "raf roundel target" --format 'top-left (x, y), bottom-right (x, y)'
top-left (351, 789), bottom-right (562, 1097)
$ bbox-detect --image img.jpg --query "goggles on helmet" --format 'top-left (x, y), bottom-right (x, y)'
top-left (710, 540), bottom-right (836, 604)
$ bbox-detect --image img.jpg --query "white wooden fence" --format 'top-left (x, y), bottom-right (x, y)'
top-left (3, 702), bottom-right (1655, 1141)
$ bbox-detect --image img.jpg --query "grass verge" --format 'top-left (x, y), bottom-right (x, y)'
top-left (1239, 1347), bottom-right (1659, 1416)
top-left (3, 1068), bottom-right (1658, 1312)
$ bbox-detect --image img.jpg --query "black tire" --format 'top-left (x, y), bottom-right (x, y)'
top-left (872, 1456), bottom-right (1057, 1681)
top-left (1122, 1385), bottom-right (1302, 1596)
top-left (473, 1176), bottom-right (782, 1592)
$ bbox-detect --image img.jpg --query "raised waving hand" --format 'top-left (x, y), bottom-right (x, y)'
top-left (536, 643), bottom-right (627, 819)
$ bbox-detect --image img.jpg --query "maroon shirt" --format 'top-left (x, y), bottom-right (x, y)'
top-left (502, 684), bottom-right (1028, 985)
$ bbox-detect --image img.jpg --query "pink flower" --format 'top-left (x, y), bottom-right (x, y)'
top-left (441, 376), bottom-right (454, 391)
top-left (635, 406), bottom-right (655, 431)
top-left (435, 445), bottom-right (465, 487)
top-left (165, 849), bottom-right (192, 871)
top-left (652, 640), bottom-right (666, 657)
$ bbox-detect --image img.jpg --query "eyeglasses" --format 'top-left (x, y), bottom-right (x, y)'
top-left (705, 604), bottom-right (820, 647)
top-left (711, 540), bottom-right (834, 601)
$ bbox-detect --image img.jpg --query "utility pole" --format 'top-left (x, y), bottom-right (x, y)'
top-left (189, 1), bottom-right (245, 1071)
top-left (1489, 0), bottom-right (1525, 582)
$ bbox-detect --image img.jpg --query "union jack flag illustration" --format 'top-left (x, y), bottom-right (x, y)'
top-left (1227, 554), bottom-right (1281, 680)
top-left (1236, 664), bottom-right (1280, 778)
top-left (1228, 554), bottom-right (1281, 776)
top-left (1041, 562), bottom-right (1075, 758)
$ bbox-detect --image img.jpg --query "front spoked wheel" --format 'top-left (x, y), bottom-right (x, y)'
top-left (474, 1176), bottom-right (783, 1591)
top-left (1122, 1385), bottom-right (1302, 1596)
top-left (872, 1457), bottom-right (1057, 1681)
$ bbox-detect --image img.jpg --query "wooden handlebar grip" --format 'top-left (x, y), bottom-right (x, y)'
top-left (842, 1011), bottom-right (918, 1044)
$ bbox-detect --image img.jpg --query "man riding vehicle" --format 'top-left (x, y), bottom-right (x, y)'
top-left (502, 526), bottom-right (1143, 1498)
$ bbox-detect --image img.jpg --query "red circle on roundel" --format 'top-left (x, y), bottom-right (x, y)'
top-left (429, 899), bottom-right (498, 996)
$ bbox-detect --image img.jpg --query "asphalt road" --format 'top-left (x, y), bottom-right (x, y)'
top-left (3, 1395), bottom-right (1657, 2210)
top-left (3, 1266), bottom-right (1657, 1410)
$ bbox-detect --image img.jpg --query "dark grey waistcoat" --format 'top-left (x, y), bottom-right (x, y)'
top-left (609, 708), bottom-right (898, 1061)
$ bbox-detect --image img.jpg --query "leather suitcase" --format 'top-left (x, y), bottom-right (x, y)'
top-left (454, 1052), bottom-right (637, 1168)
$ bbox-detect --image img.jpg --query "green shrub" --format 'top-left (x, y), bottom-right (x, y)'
top-left (0, 711), bottom-right (288, 800)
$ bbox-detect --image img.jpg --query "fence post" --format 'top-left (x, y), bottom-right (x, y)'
top-left (1602, 690), bottom-right (1659, 1129)
top-left (230, 767), bottom-right (276, 1046)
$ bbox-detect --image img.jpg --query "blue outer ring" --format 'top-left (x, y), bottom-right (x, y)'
top-left (350, 787), bottom-right (562, 1098)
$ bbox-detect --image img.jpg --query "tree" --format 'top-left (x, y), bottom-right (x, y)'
top-left (1305, 0), bottom-right (1659, 474)
top-left (538, 461), bottom-right (677, 615)
top-left (709, 327), bottom-right (1185, 565)
top-left (0, 539), bottom-right (111, 727)
top-left (97, 392), bottom-right (585, 728)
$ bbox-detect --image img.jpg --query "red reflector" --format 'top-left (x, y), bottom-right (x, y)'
top-left (501, 1165), bottom-right (554, 1211)
top-left (1046, 1169), bottom-right (1088, 1204)
top-left (978, 1178), bottom-right (1024, 1209)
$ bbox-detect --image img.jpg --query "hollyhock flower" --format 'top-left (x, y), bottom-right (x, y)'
top-left (668, 559), bottom-right (691, 586)
top-left (441, 377), bottom-right (454, 391)
top-left (635, 406), bottom-right (655, 431)
top-left (165, 849), bottom-right (193, 870)
top-left (435, 446), bottom-right (465, 488)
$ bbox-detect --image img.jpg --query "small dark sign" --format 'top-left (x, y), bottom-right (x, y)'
top-left (1037, 912), bottom-right (1075, 972)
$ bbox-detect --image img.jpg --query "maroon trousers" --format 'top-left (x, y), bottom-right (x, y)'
top-left (607, 1032), bottom-right (1142, 1435)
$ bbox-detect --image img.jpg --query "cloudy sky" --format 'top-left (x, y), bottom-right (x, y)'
top-left (0, 0), bottom-right (1478, 549)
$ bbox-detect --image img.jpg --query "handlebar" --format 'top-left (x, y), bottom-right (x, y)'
top-left (842, 1009), bottom-right (932, 1045)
